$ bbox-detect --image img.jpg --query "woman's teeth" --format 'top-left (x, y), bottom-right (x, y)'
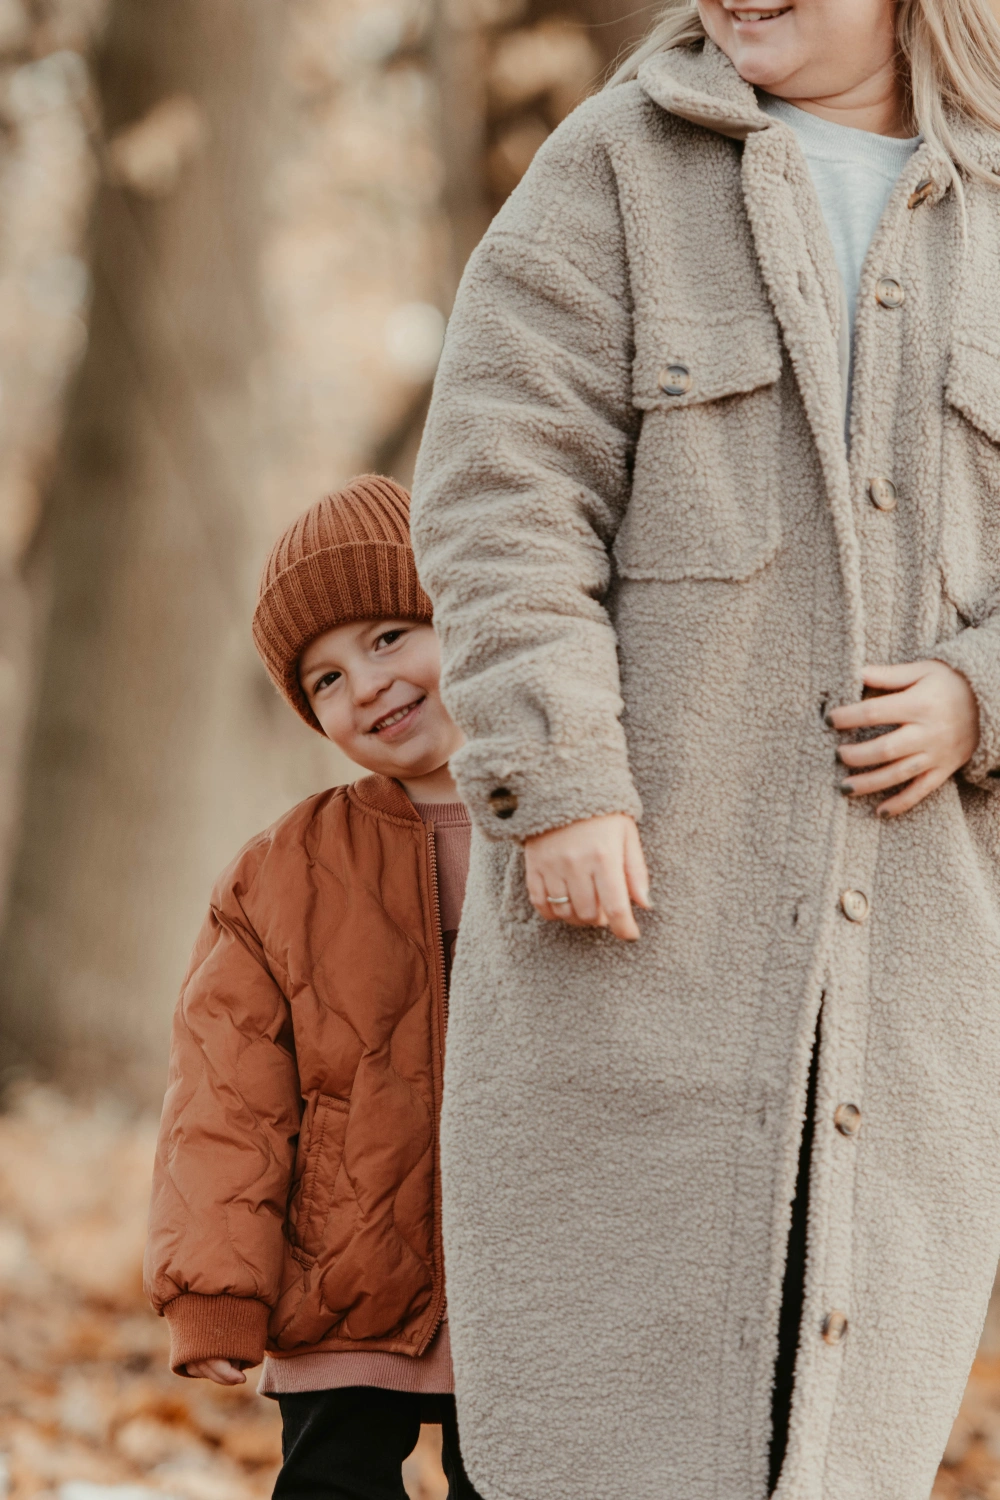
top-left (733, 7), bottom-right (790, 19)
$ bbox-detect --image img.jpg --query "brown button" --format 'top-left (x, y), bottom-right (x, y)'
top-left (908, 178), bottom-right (933, 209)
top-left (658, 363), bottom-right (692, 397)
top-left (834, 1103), bottom-right (862, 1138)
top-left (876, 276), bottom-right (904, 309)
top-left (868, 476), bottom-right (897, 512)
top-left (840, 889), bottom-right (869, 924)
top-left (822, 1310), bottom-right (849, 1345)
top-left (488, 787), bottom-right (518, 819)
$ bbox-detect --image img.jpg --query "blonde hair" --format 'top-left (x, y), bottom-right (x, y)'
top-left (608, 0), bottom-right (1000, 189)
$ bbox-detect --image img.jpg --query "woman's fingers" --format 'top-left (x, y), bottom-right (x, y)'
top-left (566, 864), bottom-right (602, 924)
top-left (875, 766), bottom-right (948, 817)
top-left (525, 863), bottom-right (558, 919)
top-left (861, 661), bottom-right (925, 691)
top-left (837, 724), bottom-right (920, 769)
top-left (593, 857), bottom-right (640, 941)
top-left (827, 689), bottom-right (910, 733)
top-left (623, 821), bottom-right (652, 910)
top-left (841, 753), bottom-right (930, 797)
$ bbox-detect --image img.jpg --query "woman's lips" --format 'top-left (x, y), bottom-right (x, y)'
top-left (368, 697), bottom-right (425, 739)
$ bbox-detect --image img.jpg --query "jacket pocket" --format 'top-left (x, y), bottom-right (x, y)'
top-left (616, 314), bottom-right (784, 583)
top-left (941, 337), bottom-right (1000, 623)
top-left (286, 1093), bottom-right (350, 1263)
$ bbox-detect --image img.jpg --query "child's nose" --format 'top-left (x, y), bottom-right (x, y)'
top-left (351, 667), bottom-right (392, 705)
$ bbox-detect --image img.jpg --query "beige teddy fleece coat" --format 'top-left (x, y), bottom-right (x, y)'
top-left (410, 40), bottom-right (1000, 1500)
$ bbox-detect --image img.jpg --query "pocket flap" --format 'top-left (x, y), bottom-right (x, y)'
top-left (945, 338), bottom-right (1000, 445)
top-left (632, 313), bottom-right (783, 411)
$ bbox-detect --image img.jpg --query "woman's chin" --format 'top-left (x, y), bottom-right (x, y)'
top-left (732, 54), bottom-right (799, 89)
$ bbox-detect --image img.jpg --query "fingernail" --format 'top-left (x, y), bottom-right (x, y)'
top-left (825, 712), bottom-right (836, 728)
top-left (839, 781), bottom-right (854, 796)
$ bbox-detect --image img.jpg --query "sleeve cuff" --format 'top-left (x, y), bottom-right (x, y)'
top-left (931, 631), bottom-right (1000, 788)
top-left (451, 737), bottom-right (642, 840)
top-left (163, 1293), bottom-right (271, 1375)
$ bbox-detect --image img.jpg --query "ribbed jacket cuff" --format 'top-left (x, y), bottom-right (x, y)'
top-left (164, 1293), bottom-right (271, 1375)
top-left (451, 738), bottom-right (643, 841)
top-left (932, 629), bottom-right (1000, 788)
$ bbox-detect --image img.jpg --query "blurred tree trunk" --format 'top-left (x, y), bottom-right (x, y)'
top-left (0, 0), bottom-right (344, 1101)
top-left (0, 10), bottom-right (112, 933)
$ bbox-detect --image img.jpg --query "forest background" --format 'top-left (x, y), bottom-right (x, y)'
top-left (0, 1), bottom-right (996, 1497)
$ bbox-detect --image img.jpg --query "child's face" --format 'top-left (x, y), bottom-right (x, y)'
top-left (299, 619), bottom-right (464, 782)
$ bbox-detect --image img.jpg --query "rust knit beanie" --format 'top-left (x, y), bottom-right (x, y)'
top-left (252, 474), bottom-right (433, 731)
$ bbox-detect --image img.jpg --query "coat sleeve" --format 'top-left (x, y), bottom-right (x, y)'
top-left (411, 95), bottom-right (643, 841)
top-left (932, 611), bottom-right (1000, 789)
top-left (143, 838), bottom-right (301, 1373)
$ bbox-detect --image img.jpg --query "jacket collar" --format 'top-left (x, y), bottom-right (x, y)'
top-left (637, 38), bottom-right (997, 181)
top-left (637, 39), bottom-right (771, 142)
top-left (348, 773), bottom-right (422, 823)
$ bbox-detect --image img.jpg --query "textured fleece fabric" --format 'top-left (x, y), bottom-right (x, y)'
top-left (409, 39), bottom-right (1000, 1500)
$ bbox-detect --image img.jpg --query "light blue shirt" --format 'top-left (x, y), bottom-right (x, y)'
top-left (758, 95), bottom-right (922, 339)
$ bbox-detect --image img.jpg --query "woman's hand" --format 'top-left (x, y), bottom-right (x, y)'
top-left (830, 660), bottom-right (979, 817)
top-left (183, 1358), bottom-right (248, 1385)
top-left (524, 813), bottom-right (651, 941)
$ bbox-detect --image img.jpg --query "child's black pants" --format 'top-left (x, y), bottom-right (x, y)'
top-left (274, 1387), bottom-right (482, 1500)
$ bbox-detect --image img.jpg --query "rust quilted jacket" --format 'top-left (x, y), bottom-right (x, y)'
top-left (143, 775), bottom-right (448, 1373)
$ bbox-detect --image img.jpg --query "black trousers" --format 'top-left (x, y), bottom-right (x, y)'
top-left (274, 1387), bottom-right (483, 1500)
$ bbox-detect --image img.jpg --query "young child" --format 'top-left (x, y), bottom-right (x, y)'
top-left (144, 475), bottom-right (480, 1500)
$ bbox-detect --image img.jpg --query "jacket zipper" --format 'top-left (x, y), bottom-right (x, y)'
top-left (426, 824), bottom-right (448, 1026)
top-left (422, 821), bottom-right (448, 1349)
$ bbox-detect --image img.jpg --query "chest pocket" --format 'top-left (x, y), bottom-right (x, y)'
top-left (942, 337), bottom-right (1000, 623)
top-left (614, 314), bottom-right (784, 583)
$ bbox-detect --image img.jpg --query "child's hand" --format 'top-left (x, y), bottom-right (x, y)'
top-left (524, 813), bottom-right (651, 940)
top-left (183, 1358), bottom-right (248, 1385)
top-left (830, 660), bottom-right (979, 817)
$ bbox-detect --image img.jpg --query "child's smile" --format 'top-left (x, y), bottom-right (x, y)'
top-left (368, 695), bottom-right (426, 739)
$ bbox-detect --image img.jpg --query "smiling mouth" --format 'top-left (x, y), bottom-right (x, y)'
top-left (730, 6), bottom-right (792, 21)
top-left (368, 698), bottom-right (424, 734)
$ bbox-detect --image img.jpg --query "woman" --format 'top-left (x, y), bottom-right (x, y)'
top-left (410, 3), bottom-right (1000, 1496)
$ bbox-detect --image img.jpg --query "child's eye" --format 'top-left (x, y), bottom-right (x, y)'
top-left (312, 671), bottom-right (340, 693)
top-left (376, 629), bottom-right (405, 649)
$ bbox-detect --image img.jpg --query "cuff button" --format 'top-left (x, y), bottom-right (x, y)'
top-left (489, 787), bottom-right (518, 819)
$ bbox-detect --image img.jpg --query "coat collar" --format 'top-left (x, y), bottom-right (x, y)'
top-left (636, 39), bottom-right (773, 142)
